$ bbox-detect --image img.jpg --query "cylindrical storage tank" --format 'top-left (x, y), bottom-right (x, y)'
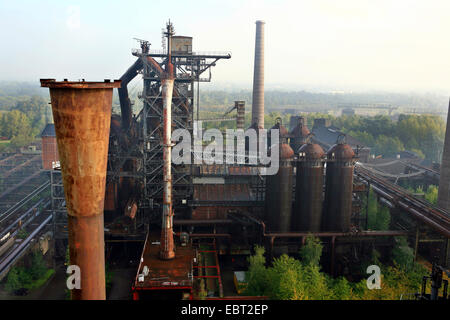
top-left (323, 142), bottom-right (355, 232)
top-left (268, 120), bottom-right (289, 147)
top-left (265, 143), bottom-right (294, 232)
top-left (293, 142), bottom-right (325, 232)
top-left (40, 79), bottom-right (121, 300)
top-left (289, 116), bottom-right (310, 152)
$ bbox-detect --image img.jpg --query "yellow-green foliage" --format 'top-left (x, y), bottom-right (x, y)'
top-left (244, 240), bottom-right (428, 300)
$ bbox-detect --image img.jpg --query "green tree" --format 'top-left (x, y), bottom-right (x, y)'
top-left (366, 189), bottom-right (391, 230)
top-left (5, 267), bottom-right (21, 293)
top-left (299, 235), bottom-right (323, 266)
top-left (30, 251), bottom-right (47, 280)
top-left (269, 255), bottom-right (305, 299)
top-left (373, 135), bottom-right (404, 157)
top-left (0, 109), bottom-right (32, 139)
top-left (392, 237), bottom-right (414, 272)
top-left (425, 185), bottom-right (438, 205)
top-left (244, 245), bottom-right (269, 296)
top-left (14, 96), bottom-right (49, 135)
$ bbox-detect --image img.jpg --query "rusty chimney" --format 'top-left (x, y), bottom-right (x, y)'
top-left (235, 100), bottom-right (245, 130)
top-left (251, 20), bottom-right (265, 129)
top-left (438, 99), bottom-right (450, 211)
top-left (40, 78), bottom-right (121, 300)
top-left (160, 21), bottom-right (176, 260)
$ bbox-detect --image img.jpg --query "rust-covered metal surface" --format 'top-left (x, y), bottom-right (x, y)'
top-left (265, 143), bottom-right (294, 232)
top-left (193, 184), bottom-right (255, 202)
top-left (104, 181), bottom-right (118, 211)
top-left (40, 78), bottom-right (120, 300)
top-left (194, 164), bottom-right (261, 176)
top-left (192, 184), bottom-right (256, 219)
top-left (160, 21), bottom-right (176, 260)
top-left (323, 142), bottom-right (355, 232)
top-left (235, 101), bottom-right (245, 130)
top-left (293, 142), bottom-right (325, 232)
top-left (268, 119), bottom-right (289, 148)
top-left (160, 77), bottom-right (175, 260)
top-left (133, 233), bottom-right (194, 291)
top-left (289, 116), bottom-right (310, 152)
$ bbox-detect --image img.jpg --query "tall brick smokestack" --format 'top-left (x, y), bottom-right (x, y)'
top-left (251, 20), bottom-right (265, 129)
top-left (438, 99), bottom-right (450, 211)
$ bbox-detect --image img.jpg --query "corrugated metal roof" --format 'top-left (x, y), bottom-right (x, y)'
top-left (312, 124), bottom-right (366, 149)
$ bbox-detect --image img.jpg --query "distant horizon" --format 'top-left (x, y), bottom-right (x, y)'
top-left (1, 1), bottom-right (450, 96)
top-left (0, 79), bottom-right (448, 98)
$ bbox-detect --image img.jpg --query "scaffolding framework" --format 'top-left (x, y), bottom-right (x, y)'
top-left (133, 45), bottom-right (231, 211)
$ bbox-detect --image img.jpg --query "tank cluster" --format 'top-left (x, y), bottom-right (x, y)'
top-left (264, 118), bottom-right (356, 233)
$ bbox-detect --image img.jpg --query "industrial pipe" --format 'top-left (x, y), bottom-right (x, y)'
top-left (118, 58), bottom-right (143, 131)
top-left (264, 230), bottom-right (410, 238)
top-left (159, 21), bottom-right (176, 260)
top-left (160, 77), bottom-right (175, 260)
top-left (40, 79), bottom-right (120, 300)
top-left (398, 201), bottom-right (450, 238)
top-left (173, 219), bottom-right (235, 226)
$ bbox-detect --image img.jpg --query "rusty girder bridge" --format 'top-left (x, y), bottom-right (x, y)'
top-left (355, 165), bottom-right (450, 266)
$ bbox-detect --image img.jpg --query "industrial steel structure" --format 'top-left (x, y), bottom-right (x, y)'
top-left (438, 100), bottom-right (450, 211)
top-left (293, 141), bottom-right (325, 232)
top-left (110, 22), bottom-right (231, 230)
top-left (30, 20), bottom-right (450, 300)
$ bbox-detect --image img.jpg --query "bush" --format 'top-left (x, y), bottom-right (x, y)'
top-left (243, 244), bottom-right (428, 300)
top-left (30, 251), bottom-right (47, 280)
top-left (299, 235), bottom-right (323, 267)
top-left (244, 246), bottom-right (269, 296)
top-left (16, 228), bottom-right (28, 239)
top-left (3, 250), bottom-right (52, 295)
top-left (5, 267), bottom-right (21, 293)
top-left (392, 237), bottom-right (414, 272)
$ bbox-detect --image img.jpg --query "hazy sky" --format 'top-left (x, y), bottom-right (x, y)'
top-left (1, 0), bottom-right (449, 93)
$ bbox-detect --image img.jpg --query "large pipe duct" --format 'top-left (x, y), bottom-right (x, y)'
top-left (160, 77), bottom-right (175, 260)
top-left (118, 58), bottom-right (143, 131)
top-left (160, 21), bottom-right (176, 260)
top-left (40, 79), bottom-right (121, 300)
top-left (438, 99), bottom-right (450, 211)
top-left (251, 20), bottom-right (265, 129)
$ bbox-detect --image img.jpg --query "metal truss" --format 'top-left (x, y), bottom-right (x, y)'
top-left (133, 48), bottom-right (230, 210)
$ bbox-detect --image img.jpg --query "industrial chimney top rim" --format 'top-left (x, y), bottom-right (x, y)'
top-left (255, 20), bottom-right (265, 24)
top-left (40, 79), bottom-right (121, 89)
